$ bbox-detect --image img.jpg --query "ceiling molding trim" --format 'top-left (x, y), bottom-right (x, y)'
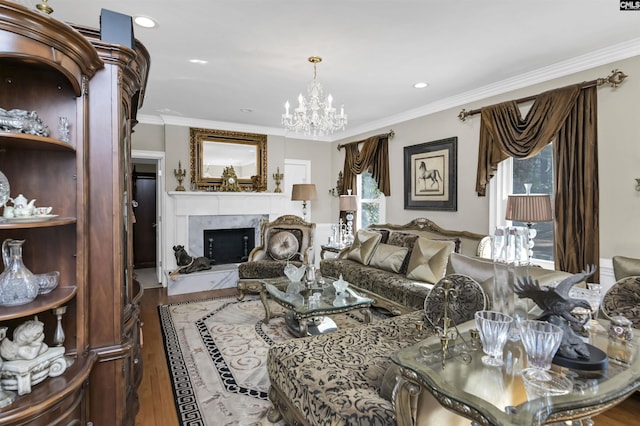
top-left (335, 38), bottom-right (640, 141)
top-left (138, 38), bottom-right (640, 143)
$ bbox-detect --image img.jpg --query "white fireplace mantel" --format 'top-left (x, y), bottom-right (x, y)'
top-left (162, 191), bottom-right (288, 284)
top-left (167, 191), bottom-right (287, 216)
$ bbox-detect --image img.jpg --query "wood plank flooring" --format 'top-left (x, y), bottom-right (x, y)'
top-left (134, 287), bottom-right (640, 426)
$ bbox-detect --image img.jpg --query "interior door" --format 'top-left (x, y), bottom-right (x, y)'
top-left (284, 159), bottom-right (311, 220)
top-left (132, 169), bottom-right (157, 269)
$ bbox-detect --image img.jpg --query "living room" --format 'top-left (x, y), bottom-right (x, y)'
top-left (131, 53), bottom-right (640, 290)
top-left (2, 1), bottom-right (639, 425)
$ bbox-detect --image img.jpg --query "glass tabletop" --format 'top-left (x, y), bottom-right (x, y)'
top-left (392, 319), bottom-right (640, 425)
top-left (263, 276), bottom-right (373, 316)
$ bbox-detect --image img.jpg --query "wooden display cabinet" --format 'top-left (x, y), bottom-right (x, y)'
top-left (0, 2), bottom-right (149, 424)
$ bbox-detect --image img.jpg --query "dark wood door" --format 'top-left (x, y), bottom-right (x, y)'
top-left (133, 170), bottom-right (157, 268)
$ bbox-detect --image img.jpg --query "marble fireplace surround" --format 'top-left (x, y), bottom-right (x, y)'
top-left (164, 191), bottom-right (287, 292)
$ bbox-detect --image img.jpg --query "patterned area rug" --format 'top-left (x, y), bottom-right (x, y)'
top-left (158, 295), bottom-right (372, 425)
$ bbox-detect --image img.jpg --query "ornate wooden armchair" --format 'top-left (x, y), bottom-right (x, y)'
top-left (237, 215), bottom-right (316, 280)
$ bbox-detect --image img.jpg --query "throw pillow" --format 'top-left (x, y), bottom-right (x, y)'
top-left (387, 232), bottom-right (420, 274)
top-left (431, 237), bottom-right (462, 253)
top-left (612, 256), bottom-right (640, 281)
top-left (345, 230), bottom-right (383, 265)
top-left (367, 228), bottom-right (390, 244)
top-left (405, 237), bottom-right (455, 284)
top-left (369, 243), bottom-right (409, 273)
top-left (267, 231), bottom-right (300, 260)
top-left (446, 252), bottom-right (495, 308)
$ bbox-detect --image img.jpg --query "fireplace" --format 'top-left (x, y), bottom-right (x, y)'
top-left (203, 228), bottom-right (255, 265)
top-left (188, 213), bottom-right (267, 258)
top-left (164, 191), bottom-right (288, 293)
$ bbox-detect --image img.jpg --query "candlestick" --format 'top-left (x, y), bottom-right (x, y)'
top-left (174, 161), bottom-right (186, 191)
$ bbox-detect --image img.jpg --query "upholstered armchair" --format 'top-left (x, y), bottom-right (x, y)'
top-left (238, 215), bottom-right (316, 280)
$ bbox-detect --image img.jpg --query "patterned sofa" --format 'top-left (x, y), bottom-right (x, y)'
top-left (266, 310), bottom-right (426, 426)
top-left (320, 218), bottom-right (491, 314)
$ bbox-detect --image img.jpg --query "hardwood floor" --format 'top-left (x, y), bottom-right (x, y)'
top-left (133, 286), bottom-right (640, 426)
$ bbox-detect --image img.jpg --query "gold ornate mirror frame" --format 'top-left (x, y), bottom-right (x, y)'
top-left (189, 127), bottom-right (267, 191)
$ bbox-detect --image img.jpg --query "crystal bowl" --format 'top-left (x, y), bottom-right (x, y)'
top-left (36, 271), bottom-right (60, 295)
top-left (521, 368), bottom-right (573, 399)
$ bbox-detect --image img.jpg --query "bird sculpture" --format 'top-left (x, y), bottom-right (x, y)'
top-left (514, 265), bottom-right (597, 360)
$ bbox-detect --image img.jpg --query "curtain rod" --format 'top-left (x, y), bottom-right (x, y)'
top-left (457, 69), bottom-right (627, 122)
top-left (337, 129), bottom-right (395, 151)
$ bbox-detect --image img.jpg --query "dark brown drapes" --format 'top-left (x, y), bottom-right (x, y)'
top-left (553, 86), bottom-right (599, 279)
top-left (341, 134), bottom-right (391, 196)
top-left (475, 83), bottom-right (599, 279)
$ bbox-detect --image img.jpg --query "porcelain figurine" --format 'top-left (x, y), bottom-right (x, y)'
top-left (0, 319), bottom-right (48, 361)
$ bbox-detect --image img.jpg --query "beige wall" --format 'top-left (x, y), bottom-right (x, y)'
top-left (132, 55), bottom-right (639, 260)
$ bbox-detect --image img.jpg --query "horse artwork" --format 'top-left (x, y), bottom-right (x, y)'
top-left (404, 137), bottom-right (457, 211)
top-left (418, 161), bottom-right (442, 192)
top-left (172, 245), bottom-right (212, 275)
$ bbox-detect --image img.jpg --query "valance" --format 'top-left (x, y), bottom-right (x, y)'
top-left (340, 133), bottom-right (391, 196)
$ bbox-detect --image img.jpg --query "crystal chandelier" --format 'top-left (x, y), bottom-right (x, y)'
top-left (282, 56), bottom-right (347, 136)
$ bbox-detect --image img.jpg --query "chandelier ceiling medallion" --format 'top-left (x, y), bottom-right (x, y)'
top-left (282, 56), bottom-right (347, 137)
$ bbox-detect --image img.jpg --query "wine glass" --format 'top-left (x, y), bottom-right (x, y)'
top-left (519, 320), bottom-right (563, 381)
top-left (474, 310), bottom-right (513, 367)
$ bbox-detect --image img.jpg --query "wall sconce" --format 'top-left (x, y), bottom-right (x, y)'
top-left (329, 172), bottom-right (344, 197)
top-left (636, 178), bottom-right (640, 191)
top-left (329, 171), bottom-right (344, 197)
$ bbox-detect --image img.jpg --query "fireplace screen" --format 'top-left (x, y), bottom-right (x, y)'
top-left (203, 228), bottom-right (255, 265)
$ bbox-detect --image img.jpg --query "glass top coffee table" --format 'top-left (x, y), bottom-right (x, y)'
top-left (263, 276), bottom-right (374, 337)
top-left (391, 319), bottom-right (640, 425)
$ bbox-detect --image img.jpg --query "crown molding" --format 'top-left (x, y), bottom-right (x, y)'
top-left (138, 38), bottom-right (640, 142)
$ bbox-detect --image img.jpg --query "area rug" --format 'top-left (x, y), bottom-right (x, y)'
top-left (158, 295), bottom-right (372, 426)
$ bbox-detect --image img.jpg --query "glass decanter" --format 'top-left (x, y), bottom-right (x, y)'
top-left (0, 239), bottom-right (38, 306)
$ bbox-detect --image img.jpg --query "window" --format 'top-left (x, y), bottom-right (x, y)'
top-left (490, 144), bottom-right (554, 263)
top-left (357, 171), bottom-right (386, 229)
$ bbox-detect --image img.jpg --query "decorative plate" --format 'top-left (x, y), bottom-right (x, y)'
top-left (423, 274), bottom-right (486, 330)
top-left (602, 276), bottom-right (640, 327)
top-left (6, 214), bottom-right (58, 223)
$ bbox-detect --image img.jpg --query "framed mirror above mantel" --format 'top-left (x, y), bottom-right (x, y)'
top-left (189, 127), bottom-right (268, 191)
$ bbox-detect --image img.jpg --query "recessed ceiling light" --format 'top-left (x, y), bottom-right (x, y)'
top-left (134, 16), bottom-right (157, 29)
top-left (413, 82), bottom-right (429, 89)
top-left (189, 59), bottom-right (208, 64)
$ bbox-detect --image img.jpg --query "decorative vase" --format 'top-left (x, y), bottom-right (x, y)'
top-left (0, 239), bottom-right (38, 306)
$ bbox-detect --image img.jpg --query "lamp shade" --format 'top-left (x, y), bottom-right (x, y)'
top-left (339, 195), bottom-right (357, 212)
top-left (505, 194), bottom-right (552, 223)
top-left (291, 183), bottom-right (317, 201)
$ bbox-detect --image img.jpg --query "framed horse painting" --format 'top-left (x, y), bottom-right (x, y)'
top-left (404, 137), bottom-right (457, 211)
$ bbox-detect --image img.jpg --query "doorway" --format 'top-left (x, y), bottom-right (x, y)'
top-left (133, 167), bottom-right (156, 268)
top-left (284, 159), bottom-right (312, 220)
top-left (131, 150), bottom-right (165, 288)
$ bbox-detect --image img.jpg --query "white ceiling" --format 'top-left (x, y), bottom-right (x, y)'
top-left (20, 0), bottom-right (640, 141)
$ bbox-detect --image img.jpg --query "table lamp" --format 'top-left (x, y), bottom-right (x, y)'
top-left (291, 183), bottom-right (317, 221)
top-left (505, 184), bottom-right (552, 261)
top-left (339, 191), bottom-right (357, 244)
